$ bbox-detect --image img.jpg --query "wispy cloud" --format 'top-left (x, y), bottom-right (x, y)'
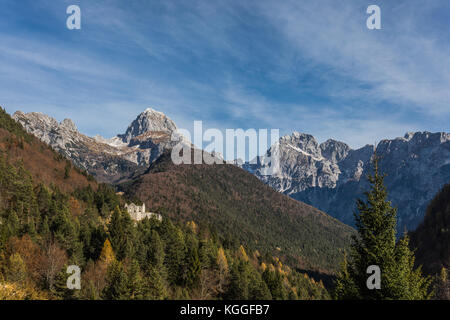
top-left (0, 0), bottom-right (448, 148)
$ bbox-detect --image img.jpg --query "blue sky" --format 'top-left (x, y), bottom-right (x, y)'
top-left (1, 0), bottom-right (449, 149)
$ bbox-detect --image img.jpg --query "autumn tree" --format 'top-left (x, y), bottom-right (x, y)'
top-left (216, 247), bottom-right (229, 295)
top-left (41, 241), bottom-right (68, 292)
top-left (7, 235), bottom-right (43, 283)
top-left (99, 239), bottom-right (115, 265)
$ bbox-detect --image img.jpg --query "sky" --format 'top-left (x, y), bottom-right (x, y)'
top-left (1, 0), bottom-right (449, 151)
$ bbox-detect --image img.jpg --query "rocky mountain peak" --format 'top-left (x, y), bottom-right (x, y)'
top-left (60, 118), bottom-right (78, 132)
top-left (280, 131), bottom-right (322, 159)
top-left (13, 108), bottom-right (181, 183)
top-left (320, 139), bottom-right (351, 163)
top-left (119, 107), bottom-right (177, 143)
top-left (243, 130), bottom-right (450, 232)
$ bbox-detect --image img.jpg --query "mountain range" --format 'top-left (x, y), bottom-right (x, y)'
top-left (4, 107), bottom-right (353, 273)
top-left (13, 108), bottom-right (450, 232)
top-left (13, 108), bottom-right (180, 184)
top-left (242, 131), bottom-right (450, 232)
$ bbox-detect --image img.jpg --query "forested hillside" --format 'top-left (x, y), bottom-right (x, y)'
top-left (120, 151), bottom-right (355, 273)
top-left (0, 108), bottom-right (329, 300)
top-left (0, 108), bottom-right (95, 193)
top-left (410, 183), bottom-right (450, 275)
top-left (410, 183), bottom-right (450, 299)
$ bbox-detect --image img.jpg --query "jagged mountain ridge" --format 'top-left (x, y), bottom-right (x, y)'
top-left (13, 107), bottom-right (450, 232)
top-left (241, 131), bottom-right (450, 232)
top-left (13, 108), bottom-right (180, 183)
top-left (0, 108), bottom-right (95, 193)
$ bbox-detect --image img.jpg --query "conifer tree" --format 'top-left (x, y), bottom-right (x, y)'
top-left (103, 261), bottom-right (129, 300)
top-left (99, 239), bottom-right (116, 265)
top-left (145, 266), bottom-right (167, 300)
top-left (184, 233), bottom-right (201, 289)
top-left (435, 267), bottom-right (449, 300)
top-left (108, 206), bottom-right (135, 260)
top-left (148, 230), bottom-right (164, 269)
top-left (216, 247), bottom-right (229, 294)
top-left (262, 268), bottom-right (287, 300)
top-left (164, 227), bottom-right (186, 286)
top-left (335, 155), bottom-right (431, 300)
top-left (6, 253), bottom-right (27, 285)
top-left (127, 259), bottom-right (144, 300)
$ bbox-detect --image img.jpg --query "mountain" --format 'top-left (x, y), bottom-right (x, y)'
top-left (118, 108), bottom-right (177, 143)
top-left (119, 150), bottom-right (354, 273)
top-left (13, 108), bottom-right (180, 184)
top-left (242, 131), bottom-right (450, 232)
top-left (410, 183), bottom-right (450, 276)
top-left (11, 107), bottom-right (353, 273)
top-left (0, 108), bottom-right (95, 193)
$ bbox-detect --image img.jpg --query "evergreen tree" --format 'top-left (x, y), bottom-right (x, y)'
top-left (145, 266), bottom-right (167, 300)
top-left (225, 259), bottom-right (271, 300)
top-left (127, 259), bottom-right (144, 300)
top-left (103, 261), bottom-right (129, 300)
top-left (184, 233), bottom-right (201, 289)
top-left (164, 226), bottom-right (186, 286)
top-left (262, 269), bottom-right (287, 300)
top-left (108, 206), bottom-right (135, 261)
top-left (6, 253), bottom-right (27, 285)
top-left (335, 155), bottom-right (431, 300)
top-left (148, 230), bottom-right (165, 269)
top-left (435, 267), bottom-right (449, 300)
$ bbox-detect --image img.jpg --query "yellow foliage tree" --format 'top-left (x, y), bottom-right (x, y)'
top-left (217, 248), bottom-right (228, 272)
top-left (238, 245), bottom-right (249, 262)
top-left (0, 282), bottom-right (47, 300)
top-left (186, 221), bottom-right (198, 234)
top-left (99, 239), bottom-right (115, 265)
top-left (216, 247), bottom-right (228, 294)
top-left (260, 262), bottom-right (267, 271)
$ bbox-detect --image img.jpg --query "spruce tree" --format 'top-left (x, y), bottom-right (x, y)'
top-left (103, 261), bottom-right (129, 300)
top-left (145, 266), bottom-right (167, 300)
top-left (6, 253), bottom-right (27, 285)
top-left (335, 155), bottom-right (431, 300)
top-left (127, 259), bottom-right (144, 300)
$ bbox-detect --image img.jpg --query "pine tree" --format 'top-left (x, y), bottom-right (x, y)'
top-left (103, 261), bottom-right (129, 300)
top-left (6, 253), bottom-right (27, 285)
top-left (164, 227), bottom-right (186, 286)
top-left (435, 267), bottom-right (449, 300)
top-left (145, 266), bottom-right (167, 300)
top-left (262, 268), bottom-right (287, 300)
top-left (148, 230), bottom-right (164, 269)
top-left (108, 206), bottom-right (135, 261)
top-left (224, 259), bottom-right (271, 300)
top-left (335, 155), bottom-right (431, 300)
top-left (127, 259), bottom-right (144, 300)
top-left (184, 233), bottom-right (201, 289)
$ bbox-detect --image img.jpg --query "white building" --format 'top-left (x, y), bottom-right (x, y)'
top-left (124, 203), bottom-right (162, 222)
